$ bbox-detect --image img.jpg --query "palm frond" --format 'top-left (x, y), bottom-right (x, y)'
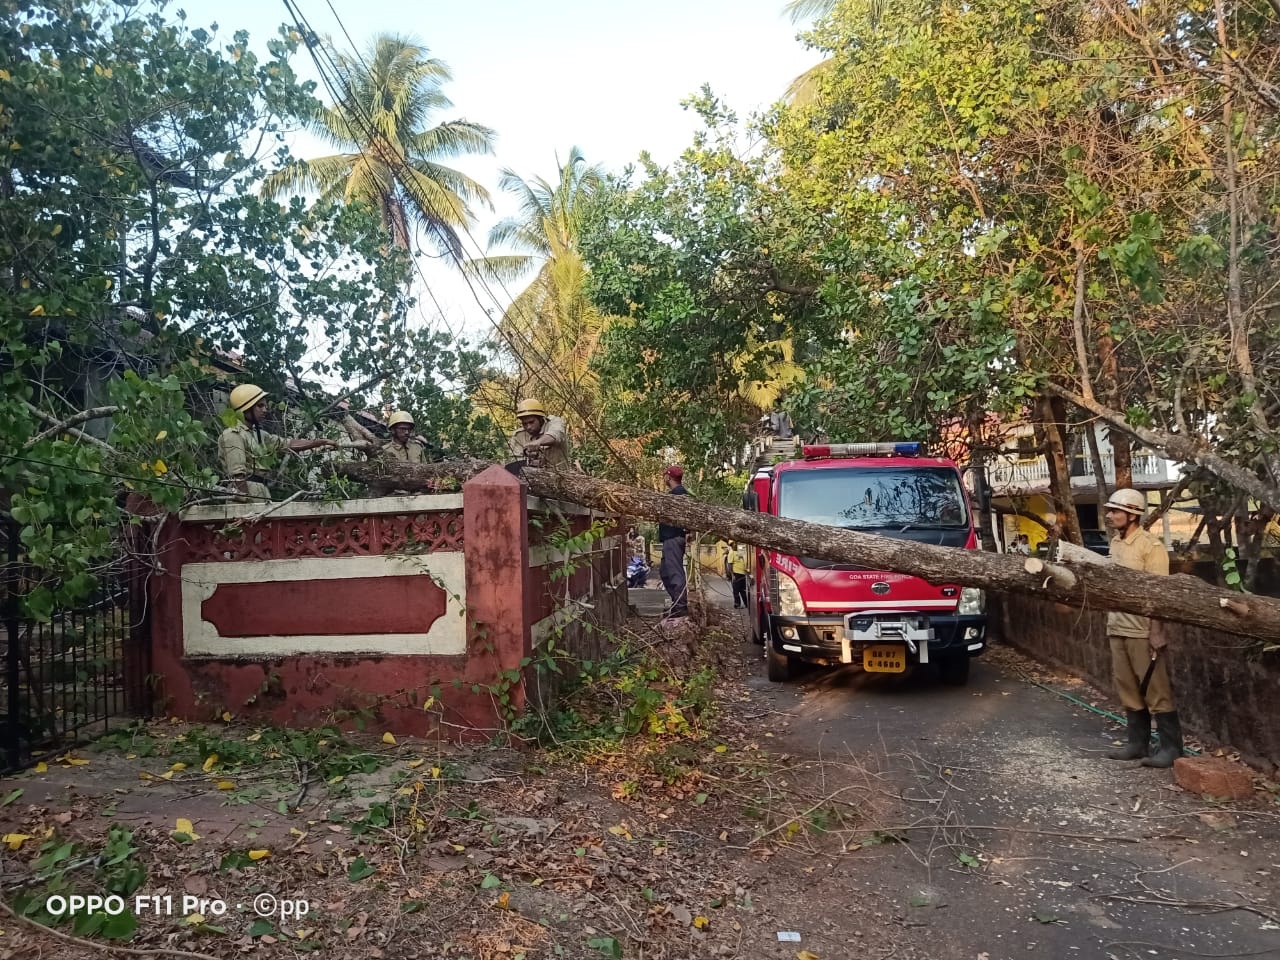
top-left (465, 254), bottom-right (538, 285)
top-left (406, 120), bottom-right (496, 160)
top-left (399, 171), bottom-right (469, 228)
top-left (259, 153), bottom-right (356, 200)
top-left (486, 218), bottom-right (548, 256)
top-left (785, 58), bottom-right (833, 106)
top-left (407, 159), bottom-right (493, 210)
top-left (783, 0), bottom-right (838, 23)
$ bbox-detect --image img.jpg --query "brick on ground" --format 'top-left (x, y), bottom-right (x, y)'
top-left (1173, 756), bottom-right (1255, 801)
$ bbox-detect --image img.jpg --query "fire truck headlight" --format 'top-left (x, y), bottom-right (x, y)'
top-left (958, 587), bottom-right (985, 615)
top-left (777, 572), bottom-right (805, 617)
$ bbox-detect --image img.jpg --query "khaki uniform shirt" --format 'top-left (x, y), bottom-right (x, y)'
top-left (218, 423), bottom-right (286, 499)
top-left (1106, 525), bottom-right (1169, 638)
top-left (509, 415), bottom-right (570, 468)
top-left (382, 439), bottom-right (426, 464)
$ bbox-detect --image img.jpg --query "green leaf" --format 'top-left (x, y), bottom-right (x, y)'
top-left (587, 937), bottom-right (623, 958)
top-left (480, 872), bottom-right (503, 889)
top-left (101, 910), bottom-right (138, 940)
top-left (348, 856), bottom-right (376, 882)
top-left (248, 919), bottom-right (276, 938)
top-left (73, 911), bottom-right (107, 936)
top-left (0, 788), bottom-right (23, 808)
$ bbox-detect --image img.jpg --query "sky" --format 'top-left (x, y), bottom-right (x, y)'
top-left (174, 0), bottom-right (822, 343)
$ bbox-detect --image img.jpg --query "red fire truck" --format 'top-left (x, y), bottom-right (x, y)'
top-left (744, 442), bottom-right (987, 685)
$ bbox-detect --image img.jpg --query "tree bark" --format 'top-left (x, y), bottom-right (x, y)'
top-left (1045, 382), bottom-right (1280, 508)
top-left (22, 405), bottom-right (120, 450)
top-left (1094, 331), bottom-right (1133, 488)
top-left (1083, 423), bottom-right (1109, 514)
top-left (1038, 395), bottom-right (1083, 544)
top-left (332, 458), bottom-right (1280, 640)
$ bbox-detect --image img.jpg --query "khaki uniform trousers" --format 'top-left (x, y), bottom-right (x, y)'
top-left (1109, 633), bottom-right (1175, 714)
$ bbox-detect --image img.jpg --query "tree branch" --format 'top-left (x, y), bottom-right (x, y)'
top-left (22, 402), bottom-right (118, 454)
top-left (764, 265), bottom-right (817, 297)
top-left (1044, 382), bottom-right (1280, 508)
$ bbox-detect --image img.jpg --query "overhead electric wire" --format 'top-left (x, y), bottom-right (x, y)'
top-left (279, 0), bottom-right (637, 479)
top-left (286, 0), bottom-right (627, 472)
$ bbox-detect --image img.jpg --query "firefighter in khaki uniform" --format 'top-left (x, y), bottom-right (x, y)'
top-left (382, 411), bottom-right (427, 463)
top-left (218, 384), bottom-right (336, 500)
top-left (509, 398), bottom-right (570, 468)
top-left (1103, 487), bottom-right (1182, 768)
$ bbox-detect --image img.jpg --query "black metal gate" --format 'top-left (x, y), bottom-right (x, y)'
top-left (2, 520), bottom-right (150, 773)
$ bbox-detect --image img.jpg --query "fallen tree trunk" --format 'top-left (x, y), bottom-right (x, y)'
top-left (332, 458), bottom-right (1280, 641)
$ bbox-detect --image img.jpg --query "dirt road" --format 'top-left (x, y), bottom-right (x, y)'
top-left (695, 577), bottom-right (1280, 960)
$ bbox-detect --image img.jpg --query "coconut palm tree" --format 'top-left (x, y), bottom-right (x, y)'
top-left (467, 148), bottom-right (612, 444)
top-left (263, 34), bottom-right (493, 261)
top-left (472, 146), bottom-right (604, 284)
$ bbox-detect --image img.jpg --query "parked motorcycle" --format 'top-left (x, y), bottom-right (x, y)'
top-left (627, 556), bottom-right (650, 588)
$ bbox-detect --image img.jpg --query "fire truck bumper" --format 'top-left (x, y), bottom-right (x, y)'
top-left (768, 614), bottom-right (987, 665)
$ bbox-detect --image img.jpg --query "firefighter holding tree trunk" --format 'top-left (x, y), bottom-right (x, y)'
top-left (1103, 488), bottom-right (1182, 768)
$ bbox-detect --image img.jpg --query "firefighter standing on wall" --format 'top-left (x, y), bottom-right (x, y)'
top-left (1103, 487), bottom-right (1183, 768)
top-left (383, 410), bottom-right (428, 463)
top-left (509, 398), bottom-right (570, 468)
top-left (218, 384), bottom-right (337, 500)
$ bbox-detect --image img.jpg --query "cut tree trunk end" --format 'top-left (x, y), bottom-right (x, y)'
top-left (331, 458), bottom-right (1280, 641)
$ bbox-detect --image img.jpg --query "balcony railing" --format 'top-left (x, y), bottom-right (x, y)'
top-left (989, 452), bottom-right (1167, 491)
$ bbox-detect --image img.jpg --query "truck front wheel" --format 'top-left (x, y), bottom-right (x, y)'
top-left (766, 641), bottom-right (793, 682)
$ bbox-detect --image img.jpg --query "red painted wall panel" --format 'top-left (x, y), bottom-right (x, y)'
top-left (201, 575), bottom-right (447, 637)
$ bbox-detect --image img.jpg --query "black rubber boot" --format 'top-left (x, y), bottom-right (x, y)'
top-left (1107, 710), bottom-right (1150, 761)
top-left (1141, 711), bottom-right (1184, 768)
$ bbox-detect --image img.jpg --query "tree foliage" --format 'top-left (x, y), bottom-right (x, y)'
top-left (468, 148), bottom-right (629, 475)
top-left (0, 0), bottom-right (496, 616)
top-left (581, 90), bottom-right (820, 471)
top-left (585, 0), bottom-right (1280, 556)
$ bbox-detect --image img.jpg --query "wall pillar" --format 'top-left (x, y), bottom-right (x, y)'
top-left (462, 466), bottom-right (530, 718)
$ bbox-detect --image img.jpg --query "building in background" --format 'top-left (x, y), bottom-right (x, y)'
top-left (986, 422), bottom-right (1182, 553)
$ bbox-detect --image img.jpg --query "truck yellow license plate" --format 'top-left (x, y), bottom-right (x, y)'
top-left (863, 645), bottom-right (906, 673)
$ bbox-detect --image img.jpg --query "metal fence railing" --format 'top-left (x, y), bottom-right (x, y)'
top-left (2, 520), bottom-right (148, 773)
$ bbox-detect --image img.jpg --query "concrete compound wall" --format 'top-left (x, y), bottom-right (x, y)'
top-left (147, 467), bottom-right (627, 737)
top-left (992, 593), bottom-right (1280, 773)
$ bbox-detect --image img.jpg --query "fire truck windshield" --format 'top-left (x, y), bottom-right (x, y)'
top-left (777, 466), bottom-right (968, 530)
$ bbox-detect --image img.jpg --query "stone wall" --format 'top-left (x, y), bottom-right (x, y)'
top-left (147, 468), bottom-right (628, 738)
top-left (524, 498), bottom-right (628, 710)
top-left (992, 593), bottom-right (1280, 773)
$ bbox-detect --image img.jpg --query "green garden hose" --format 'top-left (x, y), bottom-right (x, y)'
top-left (1021, 674), bottom-right (1201, 756)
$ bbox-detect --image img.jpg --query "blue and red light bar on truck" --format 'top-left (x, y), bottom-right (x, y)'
top-left (802, 442), bottom-right (923, 459)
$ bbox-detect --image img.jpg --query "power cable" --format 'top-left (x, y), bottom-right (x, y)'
top-left (280, 0), bottom-right (636, 478)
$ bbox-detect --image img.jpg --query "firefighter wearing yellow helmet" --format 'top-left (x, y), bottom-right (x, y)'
top-left (1102, 487), bottom-right (1182, 768)
top-left (218, 384), bottom-right (337, 500)
top-left (382, 410), bottom-right (427, 464)
top-left (510, 398), bottom-right (569, 468)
